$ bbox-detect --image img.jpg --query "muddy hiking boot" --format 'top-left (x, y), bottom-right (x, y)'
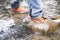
top-left (31, 17), bottom-right (45, 23)
top-left (12, 6), bottom-right (27, 13)
top-left (11, 0), bottom-right (28, 13)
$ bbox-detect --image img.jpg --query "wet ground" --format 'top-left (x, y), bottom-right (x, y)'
top-left (0, 13), bottom-right (60, 40)
top-left (0, 0), bottom-right (60, 40)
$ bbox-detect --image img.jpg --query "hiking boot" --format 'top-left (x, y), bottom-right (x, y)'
top-left (31, 17), bottom-right (45, 23)
top-left (12, 6), bottom-right (28, 13)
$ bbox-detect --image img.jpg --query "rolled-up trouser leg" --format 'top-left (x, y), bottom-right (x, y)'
top-left (27, 0), bottom-right (42, 18)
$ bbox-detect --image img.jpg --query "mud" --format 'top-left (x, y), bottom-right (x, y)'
top-left (0, 0), bottom-right (60, 40)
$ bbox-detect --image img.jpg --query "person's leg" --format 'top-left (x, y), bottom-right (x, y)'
top-left (27, 0), bottom-right (44, 22)
top-left (27, 0), bottom-right (42, 18)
